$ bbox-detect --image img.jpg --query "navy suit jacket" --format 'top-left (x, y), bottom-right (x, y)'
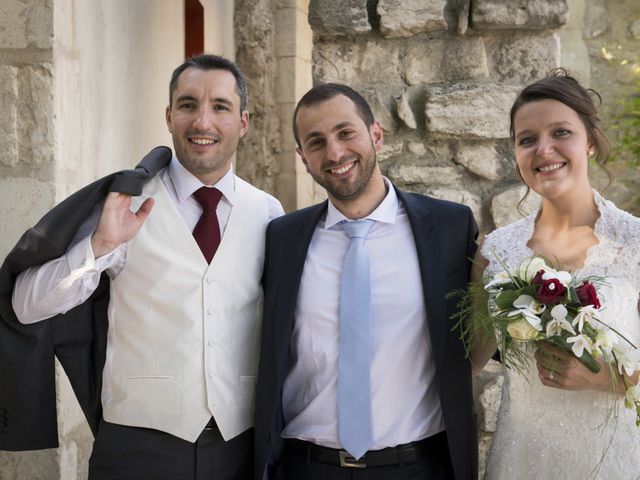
top-left (254, 186), bottom-right (479, 479)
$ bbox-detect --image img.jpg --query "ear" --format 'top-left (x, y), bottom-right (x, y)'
top-left (165, 105), bottom-right (173, 133)
top-left (239, 110), bottom-right (249, 138)
top-left (370, 120), bottom-right (384, 152)
top-left (297, 146), bottom-right (311, 173)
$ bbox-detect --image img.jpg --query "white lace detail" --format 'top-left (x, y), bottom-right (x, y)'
top-left (481, 192), bottom-right (640, 479)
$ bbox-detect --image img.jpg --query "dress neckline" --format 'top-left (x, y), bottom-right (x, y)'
top-left (520, 190), bottom-right (608, 275)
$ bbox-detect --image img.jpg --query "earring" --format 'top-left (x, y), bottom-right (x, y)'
top-left (588, 148), bottom-right (595, 157)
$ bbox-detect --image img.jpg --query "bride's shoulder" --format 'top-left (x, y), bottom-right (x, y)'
top-left (596, 193), bottom-right (640, 245)
top-left (484, 216), bottom-right (532, 246)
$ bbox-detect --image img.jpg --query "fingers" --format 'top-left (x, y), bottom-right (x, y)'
top-left (136, 197), bottom-right (155, 219)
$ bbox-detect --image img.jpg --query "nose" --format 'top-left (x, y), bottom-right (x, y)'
top-left (325, 138), bottom-right (346, 163)
top-left (536, 136), bottom-right (554, 157)
top-left (193, 106), bottom-right (215, 131)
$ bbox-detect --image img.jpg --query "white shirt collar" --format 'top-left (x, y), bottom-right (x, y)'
top-left (324, 177), bottom-right (398, 230)
top-left (168, 156), bottom-right (236, 206)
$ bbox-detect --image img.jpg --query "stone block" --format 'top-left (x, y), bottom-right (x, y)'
top-left (0, 66), bottom-right (19, 168)
top-left (387, 164), bottom-right (464, 187)
top-left (313, 42), bottom-right (360, 84)
top-left (426, 186), bottom-right (483, 230)
top-left (404, 37), bottom-right (489, 85)
top-left (425, 84), bottom-right (521, 139)
top-left (308, 0), bottom-right (370, 37)
top-left (19, 65), bottom-right (55, 168)
top-left (486, 32), bottom-right (560, 84)
top-left (0, 177), bottom-right (55, 258)
top-left (457, 141), bottom-right (512, 181)
top-left (359, 40), bottom-right (403, 86)
top-left (479, 373), bottom-right (503, 432)
top-left (0, 0), bottom-right (53, 49)
top-left (378, 0), bottom-right (447, 38)
top-left (471, 0), bottom-right (568, 30)
top-left (360, 88), bottom-right (397, 133)
top-left (490, 185), bottom-right (540, 228)
top-left (378, 142), bottom-right (404, 162)
top-left (395, 91), bottom-right (417, 129)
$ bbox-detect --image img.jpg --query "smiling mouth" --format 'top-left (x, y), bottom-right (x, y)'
top-left (536, 162), bottom-right (566, 173)
top-left (329, 161), bottom-right (356, 175)
top-left (189, 137), bottom-right (218, 145)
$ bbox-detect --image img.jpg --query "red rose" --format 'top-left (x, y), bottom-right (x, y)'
top-left (532, 269), bottom-right (545, 285)
top-left (535, 278), bottom-right (567, 304)
top-left (575, 281), bottom-right (601, 309)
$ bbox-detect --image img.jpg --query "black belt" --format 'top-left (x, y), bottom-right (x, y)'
top-left (285, 432), bottom-right (446, 469)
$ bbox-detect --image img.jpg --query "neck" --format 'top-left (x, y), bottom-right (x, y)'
top-left (330, 171), bottom-right (388, 220)
top-left (537, 185), bottom-right (598, 230)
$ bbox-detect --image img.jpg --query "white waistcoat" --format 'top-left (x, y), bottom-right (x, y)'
top-left (101, 174), bottom-right (270, 442)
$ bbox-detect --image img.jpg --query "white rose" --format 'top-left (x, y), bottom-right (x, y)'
top-left (517, 257), bottom-right (548, 282)
top-left (506, 317), bottom-right (541, 341)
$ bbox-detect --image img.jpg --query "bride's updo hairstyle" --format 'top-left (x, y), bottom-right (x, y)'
top-left (509, 68), bottom-right (613, 209)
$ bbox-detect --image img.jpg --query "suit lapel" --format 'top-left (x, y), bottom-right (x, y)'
top-left (396, 189), bottom-right (447, 368)
top-left (276, 201), bottom-right (328, 366)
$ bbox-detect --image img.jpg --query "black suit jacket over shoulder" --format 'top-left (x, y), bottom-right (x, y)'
top-left (254, 185), bottom-right (479, 480)
top-left (0, 147), bottom-right (172, 451)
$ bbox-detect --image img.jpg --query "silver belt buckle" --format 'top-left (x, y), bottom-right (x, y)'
top-left (339, 451), bottom-right (366, 468)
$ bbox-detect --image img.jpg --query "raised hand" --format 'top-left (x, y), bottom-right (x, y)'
top-left (91, 192), bottom-right (155, 258)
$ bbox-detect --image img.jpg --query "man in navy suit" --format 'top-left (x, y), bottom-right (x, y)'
top-left (255, 83), bottom-right (478, 479)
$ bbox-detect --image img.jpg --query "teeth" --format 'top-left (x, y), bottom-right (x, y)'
top-left (191, 138), bottom-right (215, 145)
top-left (538, 163), bottom-right (564, 172)
top-left (332, 163), bottom-right (354, 174)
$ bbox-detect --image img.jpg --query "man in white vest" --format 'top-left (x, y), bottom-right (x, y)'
top-left (11, 54), bottom-right (283, 480)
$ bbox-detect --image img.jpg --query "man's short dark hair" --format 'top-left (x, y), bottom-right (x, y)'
top-left (169, 54), bottom-right (249, 114)
top-left (293, 83), bottom-right (375, 147)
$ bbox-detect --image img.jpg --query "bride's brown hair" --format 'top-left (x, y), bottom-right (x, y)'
top-left (509, 68), bottom-right (613, 213)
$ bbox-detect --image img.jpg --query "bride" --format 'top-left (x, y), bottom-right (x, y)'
top-left (471, 69), bottom-right (640, 478)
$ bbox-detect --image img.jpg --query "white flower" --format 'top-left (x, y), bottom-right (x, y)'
top-left (625, 384), bottom-right (640, 409)
top-left (517, 257), bottom-right (549, 282)
top-left (594, 329), bottom-right (617, 355)
top-left (507, 294), bottom-right (545, 331)
top-left (541, 269), bottom-right (572, 287)
top-left (572, 306), bottom-right (600, 333)
top-left (485, 271), bottom-right (512, 290)
top-left (545, 305), bottom-right (576, 337)
top-left (567, 334), bottom-right (593, 358)
top-left (616, 347), bottom-right (640, 377)
top-left (506, 318), bottom-right (542, 341)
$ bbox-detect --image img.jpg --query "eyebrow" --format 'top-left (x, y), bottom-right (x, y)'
top-left (175, 95), bottom-right (234, 106)
top-left (303, 121), bottom-right (356, 143)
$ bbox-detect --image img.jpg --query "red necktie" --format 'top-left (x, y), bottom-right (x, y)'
top-left (192, 187), bottom-right (223, 263)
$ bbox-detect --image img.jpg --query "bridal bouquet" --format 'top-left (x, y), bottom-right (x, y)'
top-left (455, 254), bottom-right (640, 425)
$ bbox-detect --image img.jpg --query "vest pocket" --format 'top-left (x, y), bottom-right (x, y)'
top-left (123, 375), bottom-right (181, 415)
top-left (240, 375), bottom-right (257, 407)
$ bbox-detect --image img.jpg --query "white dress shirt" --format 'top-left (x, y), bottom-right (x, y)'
top-left (281, 179), bottom-right (444, 450)
top-left (12, 157), bottom-right (284, 324)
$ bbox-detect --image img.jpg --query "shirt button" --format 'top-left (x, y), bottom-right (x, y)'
top-left (207, 308), bottom-right (212, 315)
top-left (206, 276), bottom-right (214, 284)
top-left (208, 340), bottom-right (214, 347)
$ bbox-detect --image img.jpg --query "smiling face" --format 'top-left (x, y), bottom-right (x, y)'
top-left (165, 67), bottom-right (248, 185)
top-left (513, 99), bottom-right (593, 201)
top-left (295, 94), bottom-right (383, 207)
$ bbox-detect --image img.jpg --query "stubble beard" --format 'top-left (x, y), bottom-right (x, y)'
top-left (316, 145), bottom-right (377, 202)
top-left (173, 133), bottom-right (239, 179)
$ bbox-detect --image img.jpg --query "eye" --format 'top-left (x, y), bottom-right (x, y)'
top-left (338, 129), bottom-right (355, 139)
top-left (517, 136), bottom-right (536, 146)
top-left (554, 128), bottom-right (571, 138)
top-left (213, 104), bottom-right (230, 112)
top-left (307, 138), bottom-right (325, 150)
top-left (178, 102), bottom-right (196, 110)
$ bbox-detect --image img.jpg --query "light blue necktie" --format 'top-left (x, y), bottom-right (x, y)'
top-left (338, 219), bottom-right (375, 460)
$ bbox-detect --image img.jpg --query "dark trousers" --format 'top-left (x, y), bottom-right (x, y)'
top-left (88, 419), bottom-right (253, 480)
top-left (275, 434), bottom-right (454, 480)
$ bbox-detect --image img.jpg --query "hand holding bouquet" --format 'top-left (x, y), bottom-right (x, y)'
top-left (455, 254), bottom-right (640, 426)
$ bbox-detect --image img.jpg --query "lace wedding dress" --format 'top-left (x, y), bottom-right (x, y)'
top-left (481, 192), bottom-right (640, 479)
